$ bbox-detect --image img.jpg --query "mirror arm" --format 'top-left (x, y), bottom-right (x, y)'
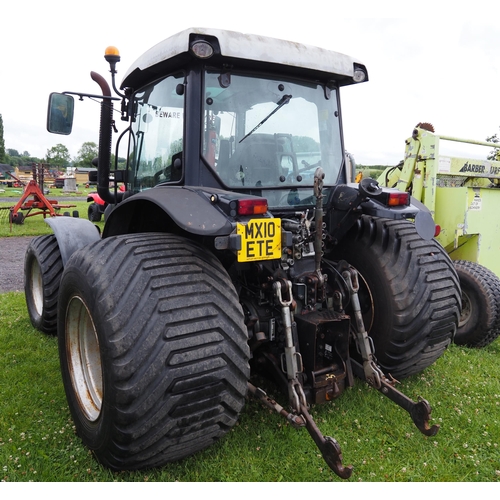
top-left (61, 91), bottom-right (120, 102)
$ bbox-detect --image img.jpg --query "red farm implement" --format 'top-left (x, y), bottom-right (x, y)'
top-left (0, 163), bottom-right (77, 225)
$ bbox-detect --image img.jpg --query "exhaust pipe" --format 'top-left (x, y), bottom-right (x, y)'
top-left (91, 71), bottom-right (115, 204)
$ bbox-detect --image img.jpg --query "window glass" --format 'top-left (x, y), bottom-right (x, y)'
top-left (203, 71), bottom-right (342, 207)
top-left (129, 74), bottom-right (184, 192)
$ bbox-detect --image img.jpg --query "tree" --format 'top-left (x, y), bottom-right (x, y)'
top-left (0, 114), bottom-right (5, 162)
top-left (292, 136), bottom-right (320, 152)
top-left (486, 131), bottom-right (500, 161)
top-left (111, 154), bottom-right (127, 170)
top-left (74, 141), bottom-right (98, 169)
top-left (46, 143), bottom-right (71, 168)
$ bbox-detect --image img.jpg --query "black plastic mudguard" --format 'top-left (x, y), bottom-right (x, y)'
top-left (45, 217), bottom-right (101, 266)
top-left (103, 186), bottom-right (235, 238)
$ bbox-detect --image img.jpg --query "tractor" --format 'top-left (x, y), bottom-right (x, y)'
top-left (24, 28), bottom-right (461, 478)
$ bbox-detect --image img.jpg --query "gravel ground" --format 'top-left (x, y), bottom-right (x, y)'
top-left (0, 197), bottom-right (87, 294)
top-left (0, 236), bottom-right (33, 293)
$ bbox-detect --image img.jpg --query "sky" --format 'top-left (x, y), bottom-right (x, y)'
top-left (2, 1), bottom-right (500, 167)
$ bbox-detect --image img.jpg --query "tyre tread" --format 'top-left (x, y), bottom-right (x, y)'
top-left (335, 216), bottom-right (460, 378)
top-left (453, 260), bottom-right (500, 347)
top-left (24, 234), bottom-right (63, 334)
top-left (59, 233), bottom-right (249, 470)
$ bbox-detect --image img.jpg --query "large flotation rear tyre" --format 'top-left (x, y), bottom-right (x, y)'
top-left (57, 232), bottom-right (250, 470)
top-left (24, 234), bottom-right (64, 334)
top-left (453, 260), bottom-right (500, 347)
top-left (332, 216), bottom-right (461, 379)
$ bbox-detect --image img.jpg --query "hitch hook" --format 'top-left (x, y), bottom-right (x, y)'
top-left (378, 378), bottom-right (440, 436)
top-left (300, 404), bottom-right (353, 479)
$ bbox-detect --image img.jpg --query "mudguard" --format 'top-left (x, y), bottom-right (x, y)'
top-left (103, 186), bottom-right (236, 238)
top-left (45, 217), bottom-right (101, 266)
top-left (330, 184), bottom-right (436, 241)
top-left (87, 192), bottom-right (105, 205)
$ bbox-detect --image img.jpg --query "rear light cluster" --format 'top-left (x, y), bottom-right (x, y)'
top-left (386, 192), bottom-right (410, 206)
top-left (237, 198), bottom-right (268, 215)
top-left (210, 192), bottom-right (269, 217)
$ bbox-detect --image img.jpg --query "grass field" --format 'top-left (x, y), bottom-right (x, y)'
top-left (1, 289), bottom-right (499, 482)
top-left (0, 185), bottom-right (499, 483)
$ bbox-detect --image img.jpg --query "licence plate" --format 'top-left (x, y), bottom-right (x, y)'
top-left (236, 218), bottom-right (281, 262)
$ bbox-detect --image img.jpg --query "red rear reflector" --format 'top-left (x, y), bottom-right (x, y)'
top-left (387, 192), bottom-right (410, 206)
top-left (238, 198), bottom-right (268, 216)
top-left (434, 224), bottom-right (441, 237)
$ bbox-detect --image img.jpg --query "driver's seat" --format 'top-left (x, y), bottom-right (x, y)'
top-left (229, 134), bottom-right (282, 187)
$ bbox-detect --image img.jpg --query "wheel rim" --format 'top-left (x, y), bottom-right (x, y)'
top-left (66, 296), bottom-right (103, 422)
top-left (29, 259), bottom-right (44, 316)
top-left (459, 290), bottom-right (472, 328)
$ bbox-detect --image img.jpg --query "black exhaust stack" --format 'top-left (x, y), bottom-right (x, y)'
top-left (91, 71), bottom-right (115, 205)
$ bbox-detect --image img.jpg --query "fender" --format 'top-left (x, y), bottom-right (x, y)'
top-left (103, 186), bottom-right (237, 238)
top-left (87, 192), bottom-right (106, 205)
top-left (327, 183), bottom-right (436, 241)
top-left (45, 217), bottom-right (101, 266)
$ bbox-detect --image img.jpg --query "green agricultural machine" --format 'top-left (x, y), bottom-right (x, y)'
top-left (378, 123), bottom-right (500, 348)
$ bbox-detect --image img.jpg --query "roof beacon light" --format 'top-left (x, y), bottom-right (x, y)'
top-left (191, 41), bottom-right (214, 59)
top-left (104, 46), bottom-right (121, 65)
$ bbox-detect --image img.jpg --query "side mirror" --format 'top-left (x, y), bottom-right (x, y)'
top-left (47, 93), bottom-right (74, 135)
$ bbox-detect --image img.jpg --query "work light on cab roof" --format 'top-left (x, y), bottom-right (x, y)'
top-left (191, 40), bottom-right (214, 58)
top-left (353, 67), bottom-right (367, 83)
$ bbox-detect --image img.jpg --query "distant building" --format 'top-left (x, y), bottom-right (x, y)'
top-left (74, 167), bottom-right (97, 186)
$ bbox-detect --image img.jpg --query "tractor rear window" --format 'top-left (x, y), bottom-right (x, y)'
top-left (202, 70), bottom-right (343, 207)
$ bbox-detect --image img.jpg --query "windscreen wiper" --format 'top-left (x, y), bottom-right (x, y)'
top-left (239, 94), bottom-right (292, 143)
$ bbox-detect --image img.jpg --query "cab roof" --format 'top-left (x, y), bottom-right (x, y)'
top-left (121, 27), bottom-right (367, 90)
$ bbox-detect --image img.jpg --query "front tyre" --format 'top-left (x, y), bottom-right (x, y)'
top-left (57, 233), bottom-right (250, 470)
top-left (24, 234), bottom-right (64, 334)
top-left (87, 203), bottom-right (102, 222)
top-left (453, 260), bottom-right (500, 347)
top-left (333, 216), bottom-right (461, 379)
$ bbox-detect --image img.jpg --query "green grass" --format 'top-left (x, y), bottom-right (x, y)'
top-left (1, 292), bottom-right (499, 482)
top-left (1, 187), bottom-right (499, 482)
